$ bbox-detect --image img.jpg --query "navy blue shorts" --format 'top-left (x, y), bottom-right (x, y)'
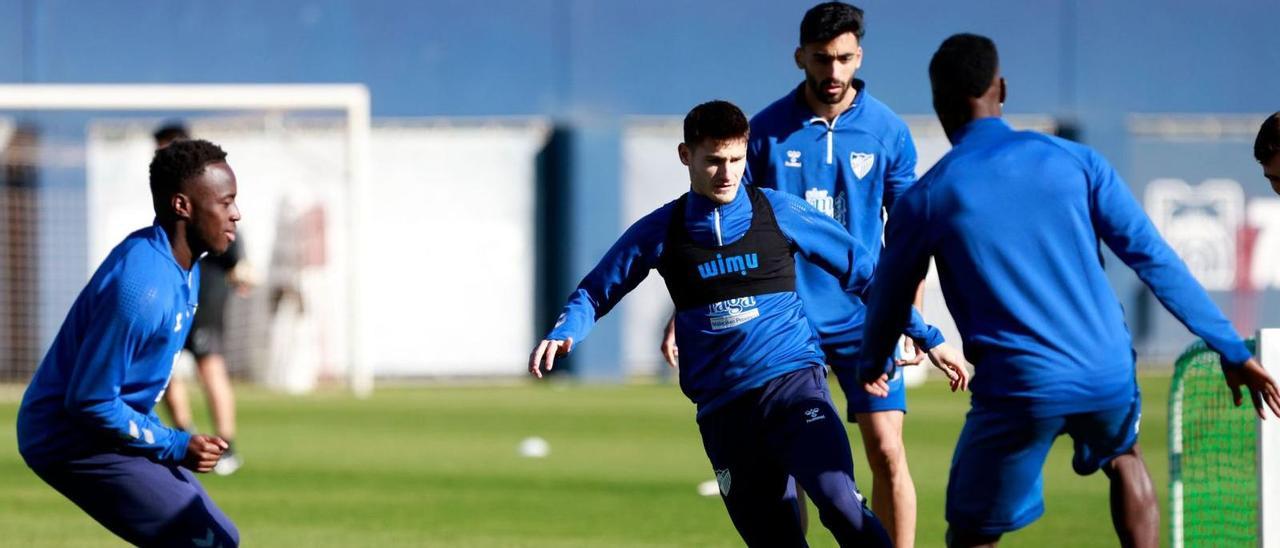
top-left (946, 395), bottom-right (1142, 536)
top-left (29, 452), bottom-right (239, 547)
top-left (697, 366), bottom-right (890, 547)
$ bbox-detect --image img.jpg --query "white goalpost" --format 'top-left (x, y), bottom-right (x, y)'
top-left (1170, 328), bottom-right (1280, 548)
top-left (1261, 328), bottom-right (1280, 548)
top-left (0, 84), bottom-right (373, 397)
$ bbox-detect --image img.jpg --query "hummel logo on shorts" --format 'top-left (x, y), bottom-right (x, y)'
top-left (804, 407), bottom-right (826, 423)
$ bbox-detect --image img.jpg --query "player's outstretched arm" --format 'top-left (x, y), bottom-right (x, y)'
top-left (1085, 148), bottom-right (1253, 366)
top-left (660, 313), bottom-right (678, 369)
top-left (1223, 357), bottom-right (1280, 419)
top-left (529, 338), bottom-right (573, 379)
top-left (540, 204), bottom-right (669, 365)
top-left (767, 191), bottom-right (877, 294)
top-left (183, 435), bottom-right (229, 473)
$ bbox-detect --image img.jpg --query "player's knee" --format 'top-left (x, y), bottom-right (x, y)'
top-left (865, 436), bottom-right (907, 475)
top-left (1105, 446), bottom-right (1150, 482)
top-left (1106, 450), bottom-right (1158, 514)
top-left (226, 523), bottom-right (241, 546)
top-left (804, 475), bottom-right (864, 515)
top-left (156, 498), bottom-right (239, 547)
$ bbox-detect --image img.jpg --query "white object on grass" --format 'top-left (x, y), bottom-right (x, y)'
top-left (518, 437), bottom-right (550, 458)
top-left (696, 479), bottom-right (720, 497)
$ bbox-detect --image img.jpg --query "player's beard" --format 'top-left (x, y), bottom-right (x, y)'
top-left (806, 73), bottom-right (850, 105)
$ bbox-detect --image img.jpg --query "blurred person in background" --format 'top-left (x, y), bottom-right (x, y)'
top-left (16, 139), bottom-right (241, 546)
top-left (1256, 112), bottom-right (1280, 195)
top-left (156, 122), bottom-right (251, 475)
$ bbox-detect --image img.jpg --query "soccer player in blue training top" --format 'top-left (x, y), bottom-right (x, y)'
top-left (858, 33), bottom-right (1280, 547)
top-left (531, 100), bottom-right (963, 546)
top-left (663, 4), bottom-right (957, 544)
top-left (17, 139), bottom-right (242, 547)
top-left (1256, 112), bottom-right (1280, 195)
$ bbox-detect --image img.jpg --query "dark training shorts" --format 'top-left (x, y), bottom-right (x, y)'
top-left (946, 394), bottom-right (1143, 536)
top-left (29, 451), bottom-right (239, 547)
top-left (697, 366), bottom-right (891, 547)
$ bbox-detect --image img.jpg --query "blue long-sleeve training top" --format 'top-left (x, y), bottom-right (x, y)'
top-left (548, 186), bottom-right (936, 418)
top-left (747, 81), bottom-right (925, 365)
top-left (18, 223), bottom-right (200, 467)
top-left (859, 117), bottom-right (1253, 417)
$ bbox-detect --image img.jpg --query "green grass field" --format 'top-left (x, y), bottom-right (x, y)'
top-left (0, 373), bottom-right (1176, 547)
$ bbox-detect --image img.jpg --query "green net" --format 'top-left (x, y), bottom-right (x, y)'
top-left (1169, 338), bottom-right (1258, 546)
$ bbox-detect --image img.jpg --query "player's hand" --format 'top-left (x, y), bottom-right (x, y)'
top-left (660, 314), bottom-right (678, 368)
top-left (183, 435), bottom-right (229, 473)
top-left (863, 373), bottom-right (890, 398)
top-left (925, 343), bottom-right (971, 392)
top-left (895, 336), bottom-right (927, 366)
top-left (529, 338), bottom-right (573, 379)
top-left (1223, 357), bottom-right (1280, 419)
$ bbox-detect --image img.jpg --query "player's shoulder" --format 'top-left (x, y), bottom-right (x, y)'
top-left (853, 90), bottom-right (909, 131)
top-left (842, 90), bottom-right (912, 154)
top-left (908, 148), bottom-right (964, 204)
top-left (113, 225), bottom-right (176, 272)
top-left (759, 186), bottom-right (815, 216)
top-left (751, 89), bottom-right (796, 121)
top-left (94, 226), bottom-right (181, 320)
top-left (900, 164), bottom-right (939, 201)
top-left (1014, 130), bottom-right (1103, 172)
top-left (642, 196), bottom-right (680, 222)
top-left (749, 89), bottom-right (805, 136)
top-left (623, 197), bottom-right (680, 240)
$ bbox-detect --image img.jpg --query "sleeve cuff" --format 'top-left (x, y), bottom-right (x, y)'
top-left (912, 326), bottom-right (945, 352)
top-left (167, 429), bottom-right (192, 463)
top-left (1216, 341), bottom-right (1253, 371)
top-left (856, 357), bottom-right (894, 384)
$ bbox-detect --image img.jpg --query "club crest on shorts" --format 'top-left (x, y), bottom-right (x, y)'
top-left (850, 151), bottom-right (875, 179)
top-left (715, 468), bottom-right (732, 496)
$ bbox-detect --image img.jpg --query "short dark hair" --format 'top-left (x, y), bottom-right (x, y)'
top-left (153, 122), bottom-right (191, 147)
top-left (149, 139), bottom-right (228, 215)
top-left (929, 33), bottom-right (1000, 105)
top-left (1255, 112), bottom-right (1280, 164)
top-left (800, 2), bottom-right (865, 45)
top-left (683, 100), bottom-right (750, 148)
